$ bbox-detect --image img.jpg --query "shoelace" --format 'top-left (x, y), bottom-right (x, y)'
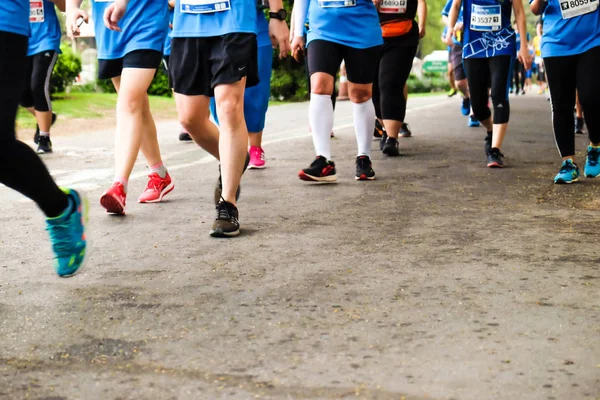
top-left (357, 157), bottom-right (371, 170)
top-left (588, 149), bottom-right (599, 166)
top-left (146, 175), bottom-right (164, 191)
top-left (216, 200), bottom-right (237, 222)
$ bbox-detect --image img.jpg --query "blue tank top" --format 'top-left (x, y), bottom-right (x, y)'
top-left (541, 0), bottom-right (600, 57)
top-left (172, 0), bottom-right (257, 38)
top-left (462, 0), bottom-right (516, 59)
top-left (306, 0), bottom-right (383, 49)
top-left (0, 0), bottom-right (30, 37)
top-left (164, 8), bottom-right (174, 56)
top-left (92, 0), bottom-right (168, 60)
top-left (28, 0), bottom-right (62, 56)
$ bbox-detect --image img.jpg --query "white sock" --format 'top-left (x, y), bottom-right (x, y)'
top-left (40, 131), bottom-right (50, 137)
top-left (353, 99), bottom-right (376, 157)
top-left (309, 93), bottom-right (334, 160)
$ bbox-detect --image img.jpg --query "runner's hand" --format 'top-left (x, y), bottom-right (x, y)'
top-left (419, 24), bottom-right (426, 39)
top-left (519, 47), bottom-right (532, 71)
top-left (104, 0), bottom-right (128, 32)
top-left (66, 7), bottom-right (88, 38)
top-left (270, 19), bottom-right (291, 59)
top-left (291, 35), bottom-right (305, 62)
top-left (372, 0), bottom-right (381, 10)
top-left (444, 29), bottom-right (454, 46)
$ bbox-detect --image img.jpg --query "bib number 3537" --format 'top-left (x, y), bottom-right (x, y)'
top-left (380, 0), bottom-right (407, 13)
top-left (30, 0), bottom-right (44, 23)
top-left (181, 0), bottom-right (231, 13)
top-left (470, 4), bottom-right (501, 31)
top-left (560, 0), bottom-right (598, 19)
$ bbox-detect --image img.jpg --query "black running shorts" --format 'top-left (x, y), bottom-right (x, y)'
top-left (450, 44), bottom-right (466, 81)
top-left (170, 33), bottom-right (259, 97)
top-left (307, 39), bottom-right (382, 85)
top-left (98, 49), bottom-right (163, 80)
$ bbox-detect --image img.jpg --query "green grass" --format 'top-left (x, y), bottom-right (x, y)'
top-left (17, 92), bottom-right (176, 130)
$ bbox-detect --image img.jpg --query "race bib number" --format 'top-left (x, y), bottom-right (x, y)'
top-left (181, 0), bottom-right (231, 13)
top-left (470, 4), bottom-right (501, 31)
top-left (319, 0), bottom-right (356, 7)
top-left (30, 0), bottom-right (44, 23)
top-left (560, 0), bottom-right (598, 18)
top-left (380, 0), bottom-right (407, 13)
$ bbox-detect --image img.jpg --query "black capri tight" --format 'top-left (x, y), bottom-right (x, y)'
top-left (0, 31), bottom-right (67, 218)
top-left (373, 40), bottom-right (417, 122)
top-left (544, 46), bottom-right (600, 157)
top-left (20, 50), bottom-right (58, 112)
top-left (464, 56), bottom-right (513, 125)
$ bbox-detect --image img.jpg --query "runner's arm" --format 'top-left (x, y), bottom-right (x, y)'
top-left (417, 0), bottom-right (428, 38)
top-left (267, 0), bottom-right (291, 58)
top-left (293, 0), bottom-right (308, 39)
top-left (529, 0), bottom-right (546, 15)
top-left (445, 0), bottom-right (462, 45)
top-left (51, 0), bottom-right (66, 12)
top-left (513, 0), bottom-right (532, 70)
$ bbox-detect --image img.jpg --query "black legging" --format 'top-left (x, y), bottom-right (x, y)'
top-left (304, 34), bottom-right (337, 108)
top-left (464, 56), bottom-right (512, 125)
top-left (373, 39), bottom-right (417, 122)
top-left (0, 31), bottom-right (67, 218)
top-left (512, 60), bottom-right (525, 92)
top-left (545, 45), bottom-right (600, 157)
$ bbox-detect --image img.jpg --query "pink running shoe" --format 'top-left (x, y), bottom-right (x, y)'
top-left (248, 146), bottom-right (266, 169)
top-left (138, 172), bottom-right (174, 203)
top-left (100, 182), bottom-right (127, 215)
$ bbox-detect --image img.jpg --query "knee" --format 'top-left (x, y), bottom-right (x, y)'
top-left (117, 94), bottom-right (145, 115)
top-left (349, 87), bottom-right (372, 103)
top-left (311, 80), bottom-right (334, 95)
top-left (215, 95), bottom-right (244, 123)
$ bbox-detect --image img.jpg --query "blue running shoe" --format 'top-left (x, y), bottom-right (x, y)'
top-left (46, 188), bottom-right (89, 277)
top-left (584, 146), bottom-right (600, 178)
top-left (468, 115), bottom-right (480, 127)
top-left (461, 97), bottom-right (470, 116)
top-left (554, 159), bottom-right (579, 184)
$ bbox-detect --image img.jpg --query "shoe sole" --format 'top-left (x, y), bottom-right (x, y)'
top-left (555, 177), bottom-right (579, 184)
top-left (355, 174), bottom-right (376, 181)
top-left (399, 134), bottom-right (411, 138)
top-left (248, 164), bottom-right (266, 170)
top-left (298, 171), bottom-right (337, 183)
top-left (100, 193), bottom-right (126, 215)
top-left (382, 147), bottom-right (400, 156)
top-left (138, 182), bottom-right (175, 203)
top-left (209, 228), bottom-right (241, 238)
top-left (59, 191), bottom-right (90, 278)
top-left (487, 162), bottom-right (504, 168)
top-left (37, 149), bottom-right (53, 154)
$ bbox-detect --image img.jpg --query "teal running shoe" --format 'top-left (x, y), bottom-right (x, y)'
top-left (584, 146), bottom-right (600, 178)
top-left (468, 115), bottom-right (480, 128)
top-left (554, 159), bottom-right (579, 184)
top-left (46, 188), bottom-right (89, 277)
top-left (461, 97), bottom-right (471, 116)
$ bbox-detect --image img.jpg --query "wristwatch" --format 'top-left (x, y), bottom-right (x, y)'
top-left (269, 9), bottom-right (287, 20)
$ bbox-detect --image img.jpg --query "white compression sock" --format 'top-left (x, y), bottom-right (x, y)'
top-left (353, 99), bottom-right (376, 157)
top-left (309, 93), bottom-right (334, 160)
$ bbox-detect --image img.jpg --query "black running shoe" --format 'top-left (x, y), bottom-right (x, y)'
top-left (355, 156), bottom-right (375, 180)
top-left (379, 130), bottom-right (388, 151)
top-left (382, 137), bottom-right (400, 156)
top-left (575, 117), bottom-right (585, 135)
top-left (37, 136), bottom-right (53, 154)
top-left (179, 131), bottom-right (193, 141)
top-left (213, 152), bottom-right (250, 205)
top-left (299, 156), bottom-right (337, 182)
top-left (209, 200), bottom-right (240, 238)
top-left (487, 148), bottom-right (504, 168)
top-left (484, 131), bottom-right (492, 156)
top-left (34, 112), bottom-right (57, 144)
top-left (373, 119), bottom-right (384, 140)
top-left (399, 123), bottom-right (412, 138)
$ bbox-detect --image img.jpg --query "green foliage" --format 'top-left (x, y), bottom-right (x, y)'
top-left (51, 44), bottom-right (82, 94)
top-left (148, 68), bottom-right (172, 97)
top-left (407, 74), bottom-right (450, 93)
top-left (96, 77), bottom-right (117, 94)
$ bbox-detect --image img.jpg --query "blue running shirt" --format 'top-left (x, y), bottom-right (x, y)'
top-left (172, 0), bottom-right (257, 37)
top-left (302, 0), bottom-right (383, 49)
top-left (0, 0), bottom-right (30, 37)
top-left (164, 8), bottom-right (174, 56)
top-left (28, 0), bottom-right (62, 56)
top-left (462, 0), bottom-right (516, 58)
top-left (92, 0), bottom-right (168, 60)
top-left (540, 0), bottom-right (600, 57)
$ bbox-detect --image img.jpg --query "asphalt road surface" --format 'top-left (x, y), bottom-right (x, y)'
top-left (1, 94), bottom-right (599, 400)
